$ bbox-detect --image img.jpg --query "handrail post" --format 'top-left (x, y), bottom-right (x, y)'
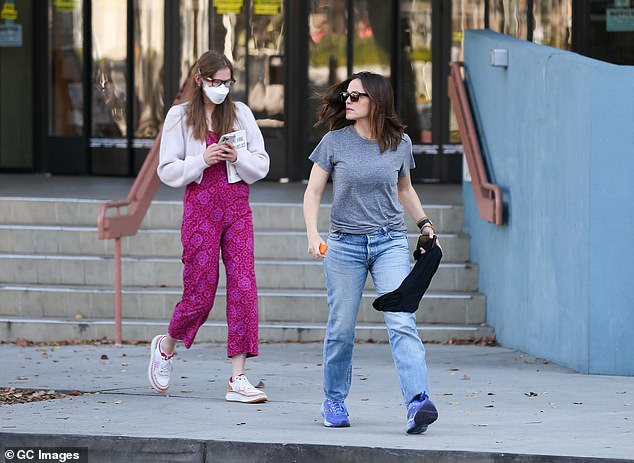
top-left (114, 237), bottom-right (122, 345)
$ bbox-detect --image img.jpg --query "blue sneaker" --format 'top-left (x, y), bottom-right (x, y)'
top-left (321, 399), bottom-right (350, 427)
top-left (406, 393), bottom-right (438, 434)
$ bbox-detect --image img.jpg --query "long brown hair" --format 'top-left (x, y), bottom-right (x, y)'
top-left (187, 51), bottom-right (237, 141)
top-left (315, 71), bottom-right (405, 153)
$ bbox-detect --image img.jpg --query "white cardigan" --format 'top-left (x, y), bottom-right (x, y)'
top-left (157, 101), bottom-right (270, 187)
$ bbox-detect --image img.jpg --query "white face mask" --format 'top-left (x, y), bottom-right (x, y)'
top-left (203, 84), bottom-right (230, 105)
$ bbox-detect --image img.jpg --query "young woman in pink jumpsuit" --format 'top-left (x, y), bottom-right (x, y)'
top-left (148, 51), bottom-right (270, 403)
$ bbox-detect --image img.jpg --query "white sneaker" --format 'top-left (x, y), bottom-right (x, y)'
top-left (148, 335), bottom-right (174, 393)
top-left (225, 374), bottom-right (268, 403)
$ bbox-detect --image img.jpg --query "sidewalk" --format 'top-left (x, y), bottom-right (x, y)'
top-left (1, 341), bottom-right (632, 462)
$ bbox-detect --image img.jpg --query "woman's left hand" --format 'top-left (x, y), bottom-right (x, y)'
top-left (218, 141), bottom-right (238, 163)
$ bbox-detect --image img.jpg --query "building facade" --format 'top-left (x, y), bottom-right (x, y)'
top-left (0, 0), bottom-right (632, 182)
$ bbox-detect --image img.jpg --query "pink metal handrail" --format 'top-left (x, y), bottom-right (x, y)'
top-left (97, 78), bottom-right (191, 344)
top-left (448, 61), bottom-right (503, 226)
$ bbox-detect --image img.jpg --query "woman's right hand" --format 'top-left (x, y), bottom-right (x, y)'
top-left (203, 142), bottom-right (231, 166)
top-left (307, 235), bottom-right (327, 259)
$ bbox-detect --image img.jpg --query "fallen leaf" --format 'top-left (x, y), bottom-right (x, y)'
top-left (100, 354), bottom-right (109, 360)
top-left (463, 374), bottom-right (471, 381)
top-left (360, 397), bottom-right (369, 401)
top-left (255, 380), bottom-right (266, 388)
top-left (525, 392), bottom-right (539, 397)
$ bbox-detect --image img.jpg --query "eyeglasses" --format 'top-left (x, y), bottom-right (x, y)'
top-left (340, 91), bottom-right (369, 102)
top-left (203, 77), bottom-right (236, 88)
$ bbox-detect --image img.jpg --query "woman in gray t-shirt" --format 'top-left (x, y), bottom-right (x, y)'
top-left (303, 71), bottom-right (439, 434)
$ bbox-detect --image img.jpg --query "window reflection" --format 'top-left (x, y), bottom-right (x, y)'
top-left (450, 0), bottom-right (485, 143)
top-left (352, 0), bottom-right (391, 76)
top-left (307, 0), bottom-right (348, 142)
top-left (91, 0), bottom-right (127, 138)
top-left (532, 0), bottom-right (572, 50)
top-left (308, 1), bottom-right (391, 143)
top-left (489, 0), bottom-right (529, 39)
top-left (133, 0), bottom-right (164, 139)
top-left (48, 0), bottom-right (83, 136)
top-left (248, 4), bottom-right (285, 124)
top-left (400, 0), bottom-right (432, 144)
top-left (180, 0), bottom-right (209, 89)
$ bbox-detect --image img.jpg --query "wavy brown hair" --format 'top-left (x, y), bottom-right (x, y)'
top-left (315, 71), bottom-right (406, 153)
top-left (187, 50), bottom-right (237, 142)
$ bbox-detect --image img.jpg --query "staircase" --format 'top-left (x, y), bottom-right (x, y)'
top-left (0, 195), bottom-right (490, 343)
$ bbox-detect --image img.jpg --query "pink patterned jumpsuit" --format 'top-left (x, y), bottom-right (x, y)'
top-left (167, 131), bottom-right (259, 357)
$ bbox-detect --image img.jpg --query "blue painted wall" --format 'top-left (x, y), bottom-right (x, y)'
top-left (463, 30), bottom-right (634, 375)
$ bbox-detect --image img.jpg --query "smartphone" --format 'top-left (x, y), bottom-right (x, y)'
top-left (218, 134), bottom-right (234, 144)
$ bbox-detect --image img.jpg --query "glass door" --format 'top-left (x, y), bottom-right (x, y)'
top-left (46, 0), bottom-right (86, 174)
top-left (306, 0), bottom-right (394, 167)
top-left (586, 0), bottom-right (634, 65)
top-left (178, 0), bottom-right (286, 179)
top-left (90, 0), bottom-right (165, 175)
top-left (90, 0), bottom-right (128, 174)
top-left (399, 0), bottom-right (434, 180)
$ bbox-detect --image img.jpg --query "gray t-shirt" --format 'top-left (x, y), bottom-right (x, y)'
top-left (309, 125), bottom-right (415, 234)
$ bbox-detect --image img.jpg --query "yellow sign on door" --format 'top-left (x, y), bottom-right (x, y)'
top-left (54, 0), bottom-right (79, 12)
top-left (254, 0), bottom-right (282, 15)
top-left (1, 2), bottom-right (18, 21)
top-left (213, 0), bottom-right (244, 15)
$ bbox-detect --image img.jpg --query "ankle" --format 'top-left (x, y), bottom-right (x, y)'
top-left (158, 337), bottom-right (174, 357)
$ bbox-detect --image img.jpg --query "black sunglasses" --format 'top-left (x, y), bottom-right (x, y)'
top-left (340, 91), bottom-right (369, 102)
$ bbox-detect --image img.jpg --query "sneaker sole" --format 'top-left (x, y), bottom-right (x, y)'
top-left (321, 405), bottom-right (350, 427)
top-left (148, 335), bottom-right (169, 393)
top-left (406, 409), bottom-right (438, 435)
top-left (323, 418), bottom-right (350, 428)
top-left (225, 392), bottom-right (268, 403)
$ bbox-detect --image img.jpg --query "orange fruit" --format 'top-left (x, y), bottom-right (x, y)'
top-left (319, 243), bottom-right (328, 254)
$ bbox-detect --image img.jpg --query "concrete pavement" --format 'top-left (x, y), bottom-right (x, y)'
top-left (1, 341), bottom-right (633, 462)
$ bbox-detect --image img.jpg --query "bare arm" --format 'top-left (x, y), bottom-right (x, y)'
top-left (398, 171), bottom-right (439, 253)
top-left (303, 163), bottom-right (330, 259)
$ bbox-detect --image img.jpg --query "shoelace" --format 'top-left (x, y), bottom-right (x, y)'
top-left (328, 400), bottom-right (347, 415)
top-left (158, 352), bottom-right (174, 375)
top-left (233, 376), bottom-right (257, 392)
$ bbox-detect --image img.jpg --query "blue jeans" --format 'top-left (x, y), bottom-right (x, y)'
top-left (323, 228), bottom-right (430, 407)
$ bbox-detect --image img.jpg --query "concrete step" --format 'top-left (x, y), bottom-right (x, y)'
top-left (0, 283), bottom-right (485, 325)
top-left (0, 253), bottom-right (477, 291)
top-left (0, 315), bottom-right (492, 344)
top-left (0, 199), bottom-right (464, 233)
top-left (0, 195), bottom-right (485, 343)
top-left (0, 226), bottom-right (471, 261)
